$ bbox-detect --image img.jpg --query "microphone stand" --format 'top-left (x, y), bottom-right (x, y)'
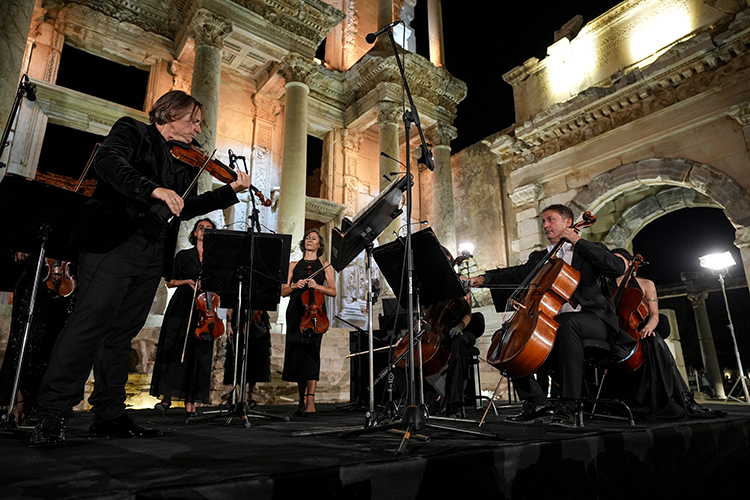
top-left (336, 28), bottom-right (497, 454)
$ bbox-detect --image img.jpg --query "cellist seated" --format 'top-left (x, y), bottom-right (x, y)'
top-left (469, 204), bottom-right (629, 428)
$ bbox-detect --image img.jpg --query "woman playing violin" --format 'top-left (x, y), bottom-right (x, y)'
top-left (281, 229), bottom-right (336, 416)
top-left (150, 218), bottom-right (219, 417)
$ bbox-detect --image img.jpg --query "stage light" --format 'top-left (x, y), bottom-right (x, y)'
top-left (699, 251), bottom-right (736, 271)
top-left (458, 242), bottom-right (474, 256)
top-left (699, 251), bottom-right (749, 404)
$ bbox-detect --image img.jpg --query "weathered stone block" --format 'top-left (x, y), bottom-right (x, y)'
top-left (637, 158), bottom-right (691, 184)
top-left (621, 196), bottom-right (663, 230)
top-left (515, 207), bottom-right (538, 222)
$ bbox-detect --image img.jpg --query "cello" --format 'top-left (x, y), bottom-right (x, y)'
top-left (486, 212), bottom-right (597, 378)
top-left (609, 254), bottom-right (647, 374)
top-left (393, 296), bottom-right (470, 377)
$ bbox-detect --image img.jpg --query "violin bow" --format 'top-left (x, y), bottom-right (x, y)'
top-left (181, 271), bottom-right (202, 363)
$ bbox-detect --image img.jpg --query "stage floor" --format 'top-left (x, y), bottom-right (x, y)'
top-left (1, 401), bottom-right (749, 499)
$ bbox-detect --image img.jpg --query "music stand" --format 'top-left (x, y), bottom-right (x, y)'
top-left (334, 227), bottom-right (498, 448)
top-left (0, 174), bottom-right (89, 430)
top-left (198, 230), bottom-right (291, 427)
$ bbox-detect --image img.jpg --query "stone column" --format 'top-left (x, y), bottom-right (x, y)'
top-left (189, 9), bottom-right (231, 153)
top-left (687, 291), bottom-right (726, 398)
top-left (377, 101), bottom-right (402, 243)
top-left (378, 0), bottom-right (396, 28)
top-left (277, 54), bottom-right (315, 256)
top-left (426, 122), bottom-right (457, 252)
top-left (0, 0), bottom-right (35, 136)
top-left (734, 226), bottom-right (750, 294)
top-left (427, 0), bottom-right (445, 68)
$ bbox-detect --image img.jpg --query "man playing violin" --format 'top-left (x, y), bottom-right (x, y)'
top-left (470, 204), bottom-right (632, 427)
top-left (31, 90), bottom-right (252, 446)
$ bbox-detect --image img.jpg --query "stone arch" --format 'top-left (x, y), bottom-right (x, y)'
top-left (601, 187), bottom-right (721, 248)
top-left (569, 158), bottom-right (750, 229)
top-left (567, 157), bottom-right (750, 279)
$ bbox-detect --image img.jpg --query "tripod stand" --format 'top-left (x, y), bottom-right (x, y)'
top-left (717, 271), bottom-right (750, 404)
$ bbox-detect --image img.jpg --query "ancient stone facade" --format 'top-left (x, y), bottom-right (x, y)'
top-left (454, 0), bottom-right (750, 286)
top-left (0, 0), bottom-right (467, 408)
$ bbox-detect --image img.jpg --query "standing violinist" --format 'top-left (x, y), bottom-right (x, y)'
top-left (470, 204), bottom-right (631, 428)
top-left (31, 90), bottom-right (252, 446)
top-left (280, 229), bottom-right (337, 416)
top-left (607, 248), bottom-right (724, 420)
top-left (150, 218), bottom-right (218, 417)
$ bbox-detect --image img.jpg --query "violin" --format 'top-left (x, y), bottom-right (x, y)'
top-left (394, 297), bottom-right (470, 377)
top-left (486, 212), bottom-right (597, 378)
top-left (170, 144), bottom-right (272, 207)
top-left (194, 291), bottom-right (225, 340)
top-left (609, 255), bottom-right (647, 374)
top-left (43, 259), bottom-right (76, 297)
top-left (299, 264), bottom-right (330, 335)
top-left (171, 143), bottom-right (237, 183)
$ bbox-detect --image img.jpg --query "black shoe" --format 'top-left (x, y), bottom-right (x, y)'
top-left (550, 403), bottom-right (580, 428)
top-left (446, 403), bottom-right (466, 419)
top-left (506, 400), bottom-right (554, 424)
top-left (29, 415), bottom-right (67, 447)
top-left (89, 413), bottom-right (162, 439)
top-left (154, 402), bottom-right (170, 414)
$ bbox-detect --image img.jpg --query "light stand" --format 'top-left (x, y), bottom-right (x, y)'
top-left (699, 251), bottom-right (750, 404)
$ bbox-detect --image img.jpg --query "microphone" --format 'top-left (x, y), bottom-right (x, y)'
top-left (365, 20), bottom-right (403, 44)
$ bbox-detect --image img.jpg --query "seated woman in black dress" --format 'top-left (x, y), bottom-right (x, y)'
top-left (150, 218), bottom-right (219, 417)
top-left (280, 229), bottom-right (337, 416)
top-left (607, 248), bottom-right (724, 420)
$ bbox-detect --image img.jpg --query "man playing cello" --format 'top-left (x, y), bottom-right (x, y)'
top-left (470, 204), bottom-right (633, 427)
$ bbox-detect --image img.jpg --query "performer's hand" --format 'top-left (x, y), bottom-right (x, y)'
top-left (185, 279), bottom-right (197, 290)
top-left (640, 326), bottom-right (656, 338)
top-left (226, 322), bottom-right (234, 337)
top-left (14, 252), bottom-right (31, 263)
top-left (306, 279), bottom-right (318, 290)
top-left (291, 280), bottom-right (305, 290)
top-left (468, 276), bottom-right (485, 288)
top-left (559, 227), bottom-right (581, 245)
top-left (448, 326), bottom-right (462, 338)
top-left (230, 170), bottom-right (252, 193)
top-left (152, 187), bottom-right (184, 216)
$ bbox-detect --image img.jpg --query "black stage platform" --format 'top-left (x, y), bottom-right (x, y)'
top-left (1, 403), bottom-right (748, 499)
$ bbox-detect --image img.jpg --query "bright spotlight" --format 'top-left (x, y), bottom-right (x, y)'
top-left (698, 251), bottom-right (736, 271)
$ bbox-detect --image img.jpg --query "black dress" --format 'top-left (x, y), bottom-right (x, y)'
top-left (149, 248), bottom-right (214, 404)
top-left (282, 259), bottom-right (326, 383)
top-left (604, 279), bottom-right (714, 420)
top-left (223, 310), bottom-right (271, 386)
top-left (0, 258), bottom-right (75, 410)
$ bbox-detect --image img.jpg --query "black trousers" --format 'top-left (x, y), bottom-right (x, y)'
top-left (512, 312), bottom-right (608, 406)
top-left (36, 230), bottom-right (165, 420)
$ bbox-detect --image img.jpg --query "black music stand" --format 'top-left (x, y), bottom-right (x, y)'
top-left (333, 174), bottom-right (408, 418)
top-left (331, 228), bottom-right (498, 448)
top-left (197, 230), bottom-right (291, 427)
top-left (0, 174), bottom-right (89, 430)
